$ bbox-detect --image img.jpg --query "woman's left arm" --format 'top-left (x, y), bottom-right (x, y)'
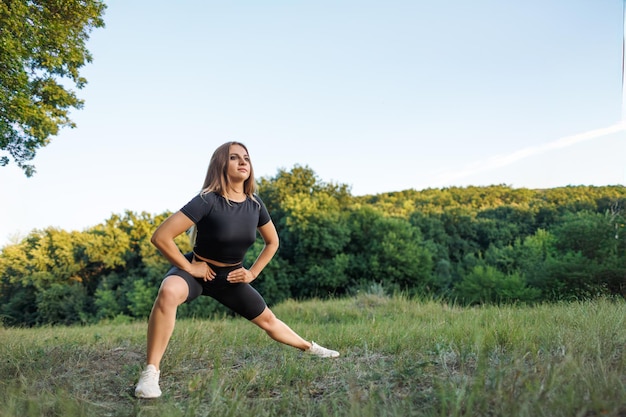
top-left (227, 220), bottom-right (279, 283)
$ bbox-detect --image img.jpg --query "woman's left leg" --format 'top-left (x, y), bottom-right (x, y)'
top-left (209, 281), bottom-right (339, 357)
top-left (207, 281), bottom-right (311, 350)
top-left (251, 307), bottom-right (311, 350)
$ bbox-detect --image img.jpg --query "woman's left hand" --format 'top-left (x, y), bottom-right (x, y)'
top-left (227, 267), bottom-right (256, 283)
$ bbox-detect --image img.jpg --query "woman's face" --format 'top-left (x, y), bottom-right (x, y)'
top-left (226, 144), bottom-right (251, 183)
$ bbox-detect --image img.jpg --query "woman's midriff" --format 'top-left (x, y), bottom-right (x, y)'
top-left (192, 252), bottom-right (241, 267)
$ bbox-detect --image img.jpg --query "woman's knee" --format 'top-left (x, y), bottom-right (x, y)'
top-left (156, 276), bottom-right (189, 306)
top-left (252, 307), bottom-right (277, 330)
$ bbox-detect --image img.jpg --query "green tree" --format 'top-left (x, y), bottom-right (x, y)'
top-left (410, 211), bottom-right (453, 294)
top-left (127, 278), bottom-right (157, 318)
top-left (0, 0), bottom-right (106, 175)
top-left (281, 191), bottom-right (352, 297)
top-left (0, 281), bottom-right (38, 326)
top-left (91, 211), bottom-right (175, 320)
top-left (485, 229), bottom-right (557, 278)
top-left (0, 216), bottom-right (135, 324)
top-left (258, 166), bottom-right (353, 297)
top-left (551, 211), bottom-right (618, 261)
top-left (94, 286), bottom-right (122, 321)
top-left (539, 211), bottom-right (625, 299)
top-left (258, 165), bottom-right (351, 233)
top-left (437, 208), bottom-right (480, 264)
top-left (347, 207), bottom-right (433, 294)
top-left (475, 206), bottom-right (535, 249)
top-left (36, 282), bottom-right (89, 325)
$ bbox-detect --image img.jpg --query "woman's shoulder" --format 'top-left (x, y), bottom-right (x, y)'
top-left (249, 193), bottom-right (265, 204)
top-left (184, 191), bottom-right (221, 209)
top-left (199, 191), bottom-right (221, 202)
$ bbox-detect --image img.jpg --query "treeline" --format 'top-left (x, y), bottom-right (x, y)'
top-left (1, 166), bottom-right (625, 326)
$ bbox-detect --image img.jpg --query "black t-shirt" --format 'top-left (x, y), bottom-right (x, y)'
top-left (180, 192), bottom-right (271, 264)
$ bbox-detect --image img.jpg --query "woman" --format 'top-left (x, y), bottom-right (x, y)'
top-left (135, 141), bottom-right (339, 399)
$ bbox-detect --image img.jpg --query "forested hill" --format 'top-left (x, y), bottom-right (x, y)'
top-left (1, 166), bottom-right (624, 327)
top-left (358, 184), bottom-right (625, 217)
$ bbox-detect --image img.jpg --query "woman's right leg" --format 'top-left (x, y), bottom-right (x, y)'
top-left (146, 275), bottom-right (189, 370)
top-left (136, 274), bottom-right (193, 398)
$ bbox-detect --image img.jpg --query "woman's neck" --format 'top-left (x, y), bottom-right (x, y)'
top-left (228, 185), bottom-right (244, 194)
top-left (226, 185), bottom-right (246, 201)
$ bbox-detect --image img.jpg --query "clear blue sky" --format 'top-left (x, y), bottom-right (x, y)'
top-left (1, 0), bottom-right (625, 247)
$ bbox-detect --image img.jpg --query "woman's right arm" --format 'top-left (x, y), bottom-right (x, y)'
top-left (151, 211), bottom-right (213, 280)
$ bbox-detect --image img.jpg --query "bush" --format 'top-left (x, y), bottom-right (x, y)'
top-left (454, 265), bottom-right (540, 305)
top-left (36, 283), bottom-right (90, 325)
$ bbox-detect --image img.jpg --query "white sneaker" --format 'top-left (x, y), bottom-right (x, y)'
top-left (307, 341), bottom-right (340, 358)
top-left (135, 364), bottom-right (162, 398)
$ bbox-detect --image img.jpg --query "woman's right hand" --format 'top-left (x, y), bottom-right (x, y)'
top-left (189, 259), bottom-right (216, 281)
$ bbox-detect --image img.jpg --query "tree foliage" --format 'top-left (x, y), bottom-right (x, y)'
top-left (0, 0), bottom-right (106, 176)
top-left (1, 166), bottom-right (625, 326)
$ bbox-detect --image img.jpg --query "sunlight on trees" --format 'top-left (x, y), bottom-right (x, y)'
top-left (0, 166), bottom-right (624, 326)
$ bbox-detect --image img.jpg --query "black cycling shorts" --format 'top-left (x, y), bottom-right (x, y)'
top-left (164, 253), bottom-right (267, 320)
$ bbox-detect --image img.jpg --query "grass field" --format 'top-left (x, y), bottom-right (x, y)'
top-left (0, 294), bottom-right (624, 417)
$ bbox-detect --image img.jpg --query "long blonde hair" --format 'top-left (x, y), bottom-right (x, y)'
top-left (189, 141), bottom-right (258, 246)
